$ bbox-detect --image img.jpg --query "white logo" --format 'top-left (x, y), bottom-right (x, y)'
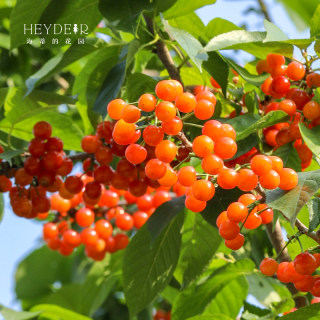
top-left (23, 24), bottom-right (89, 35)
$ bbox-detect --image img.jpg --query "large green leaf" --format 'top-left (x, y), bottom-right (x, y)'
top-left (38, 0), bottom-right (102, 48)
top-left (0, 88), bottom-right (83, 150)
top-left (185, 315), bottom-right (233, 320)
top-left (202, 51), bottom-right (229, 96)
top-left (30, 304), bottom-right (92, 320)
top-left (299, 122), bottom-right (320, 156)
top-left (203, 276), bottom-right (248, 318)
top-left (308, 198), bottom-right (320, 233)
top-left (227, 110), bottom-right (289, 141)
top-left (123, 208), bottom-right (185, 316)
top-left (281, 302), bottom-right (320, 319)
top-left (205, 18), bottom-right (241, 39)
top-left (162, 17), bottom-right (205, 70)
top-left (10, 0), bottom-right (51, 48)
top-left (266, 170), bottom-right (320, 226)
top-left (0, 305), bottom-right (41, 320)
top-left (174, 211), bottom-right (221, 287)
top-left (277, 0), bottom-right (319, 31)
top-left (98, 0), bottom-right (155, 34)
top-left (26, 39), bottom-right (102, 95)
top-left (171, 259), bottom-right (255, 320)
top-left (163, 0), bottom-right (216, 19)
top-left (168, 12), bottom-right (206, 40)
top-left (73, 45), bottom-right (121, 133)
top-left (263, 19), bottom-right (288, 42)
top-left (15, 246), bottom-right (75, 300)
top-left (93, 60), bottom-right (126, 117)
top-left (125, 73), bottom-right (158, 102)
top-left (273, 143), bottom-right (302, 172)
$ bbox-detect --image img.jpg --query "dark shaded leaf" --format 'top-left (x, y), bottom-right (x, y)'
top-left (308, 198), bottom-right (320, 233)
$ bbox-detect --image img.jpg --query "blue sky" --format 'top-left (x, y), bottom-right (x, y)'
top-left (0, 0), bottom-right (312, 310)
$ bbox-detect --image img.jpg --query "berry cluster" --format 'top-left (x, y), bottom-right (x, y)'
top-left (256, 53), bottom-right (320, 169)
top-left (260, 252), bottom-right (320, 297)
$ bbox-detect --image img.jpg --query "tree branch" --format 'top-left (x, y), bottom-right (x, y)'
top-left (295, 218), bottom-right (320, 244)
top-left (257, 0), bottom-right (273, 22)
top-left (176, 132), bottom-right (193, 151)
top-left (265, 221), bottom-right (306, 308)
top-left (144, 16), bottom-right (182, 83)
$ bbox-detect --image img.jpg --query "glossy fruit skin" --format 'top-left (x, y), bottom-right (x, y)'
top-left (138, 94), bottom-right (156, 112)
top-left (250, 155), bottom-right (272, 176)
top-left (219, 220), bottom-right (240, 240)
top-left (278, 168), bottom-right (298, 190)
top-left (175, 92), bottom-right (196, 113)
top-left (76, 207), bottom-right (95, 227)
top-left (192, 135), bottom-right (214, 158)
top-left (217, 169), bottom-right (239, 189)
top-left (294, 252), bottom-right (318, 275)
top-left (225, 233), bottom-right (245, 250)
top-left (178, 166), bottom-right (197, 187)
top-left (227, 202), bottom-right (248, 222)
top-left (286, 61), bottom-right (305, 81)
top-left (260, 258), bottom-right (278, 276)
top-left (303, 101), bottom-right (320, 120)
top-left (214, 137), bottom-right (237, 159)
top-left (191, 180), bottom-right (215, 201)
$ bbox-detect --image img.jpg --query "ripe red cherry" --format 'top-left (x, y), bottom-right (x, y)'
top-left (293, 252), bottom-right (318, 275)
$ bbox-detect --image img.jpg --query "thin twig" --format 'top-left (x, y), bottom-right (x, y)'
top-left (257, 0), bottom-right (273, 22)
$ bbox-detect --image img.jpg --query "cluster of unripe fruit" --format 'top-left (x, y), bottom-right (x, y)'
top-left (255, 53), bottom-right (320, 169)
top-left (260, 252), bottom-right (320, 297)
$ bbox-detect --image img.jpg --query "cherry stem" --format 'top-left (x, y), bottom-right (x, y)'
top-left (173, 154), bottom-right (191, 170)
top-left (183, 122), bottom-right (203, 129)
top-left (181, 112), bottom-right (194, 122)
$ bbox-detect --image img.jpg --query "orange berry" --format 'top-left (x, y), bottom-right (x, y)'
top-left (269, 155), bottom-right (283, 173)
top-left (191, 179), bottom-right (215, 201)
top-left (250, 155), bottom-right (272, 176)
top-left (196, 91), bottom-right (216, 104)
top-left (278, 168), bottom-right (298, 190)
top-left (145, 159), bottom-right (167, 180)
top-left (192, 135), bottom-right (214, 158)
top-left (138, 93), bottom-right (156, 112)
top-left (266, 53), bottom-right (285, 69)
top-left (306, 73), bottom-right (320, 88)
top-left (237, 169), bottom-right (258, 191)
top-left (121, 104), bottom-right (141, 123)
top-left (155, 101), bottom-right (176, 122)
top-left (185, 195), bottom-right (206, 213)
top-left (278, 99), bottom-right (296, 116)
top-left (107, 99), bottom-right (126, 120)
top-left (175, 92), bottom-right (196, 113)
top-left (155, 80), bottom-right (181, 101)
top-left (303, 100), bottom-right (320, 120)
top-left (216, 210), bottom-right (228, 228)
top-left (225, 233), bottom-right (245, 250)
top-left (243, 213), bottom-right (262, 229)
top-left (125, 144), bottom-right (147, 165)
top-left (259, 170), bottom-right (280, 189)
top-left (178, 166), bottom-right (197, 187)
top-left (158, 166), bottom-right (178, 187)
top-left (162, 116), bottom-right (183, 135)
top-left (286, 61), bottom-right (305, 81)
top-left (260, 258), bottom-right (278, 276)
top-left (194, 99), bottom-right (215, 120)
top-left (155, 140), bottom-right (177, 163)
top-left (201, 154), bottom-right (223, 175)
top-left (219, 220), bottom-right (240, 240)
top-left (143, 125), bottom-right (164, 146)
top-left (214, 137), bottom-right (237, 159)
top-left (210, 76), bottom-right (221, 89)
top-left (238, 193), bottom-right (256, 206)
top-left (227, 202), bottom-right (248, 222)
top-left (217, 168), bottom-right (239, 189)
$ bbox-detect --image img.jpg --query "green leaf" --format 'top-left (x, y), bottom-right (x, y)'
top-left (162, 17), bottom-right (205, 70)
top-left (201, 187), bottom-right (244, 226)
top-left (163, 0), bottom-right (216, 19)
top-left (123, 209), bottom-right (185, 316)
top-left (73, 45), bottom-right (121, 133)
top-left (180, 67), bottom-right (211, 87)
top-left (175, 211), bottom-right (221, 287)
top-left (203, 276), bottom-right (248, 318)
top-left (281, 302), bottom-right (320, 319)
top-left (224, 59), bottom-right (269, 86)
top-left (202, 52), bottom-right (229, 96)
top-left (0, 149), bottom-right (24, 163)
top-left (263, 19), bottom-right (289, 42)
top-left (125, 73), bottom-right (158, 102)
top-left (185, 315), bottom-right (233, 320)
top-left (30, 90), bottom-right (76, 105)
top-left (244, 91), bottom-right (260, 113)
top-left (98, 0), bottom-right (154, 34)
top-left (310, 9), bottom-right (320, 35)
top-left (38, 0), bottom-right (102, 48)
top-left (202, 30), bottom-right (266, 52)
top-left (0, 304), bottom-right (41, 320)
top-left (168, 12), bottom-right (206, 40)
top-left (30, 304), bottom-right (91, 320)
top-left (0, 88), bottom-right (84, 150)
top-left (15, 246), bottom-right (75, 300)
top-left (9, 0), bottom-right (51, 48)
top-left (93, 60), bottom-right (126, 117)
top-left (229, 134), bottom-right (258, 160)
top-left (205, 18), bottom-right (241, 39)
top-left (276, 0), bottom-right (319, 31)
top-left (26, 39), bottom-right (101, 94)
top-left (308, 198), bottom-right (320, 232)
top-left (171, 259), bottom-right (255, 320)
top-left (228, 110), bottom-right (289, 141)
top-left (266, 170), bottom-right (320, 227)
top-left (299, 122), bottom-right (320, 156)
top-left (273, 143), bottom-right (302, 172)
